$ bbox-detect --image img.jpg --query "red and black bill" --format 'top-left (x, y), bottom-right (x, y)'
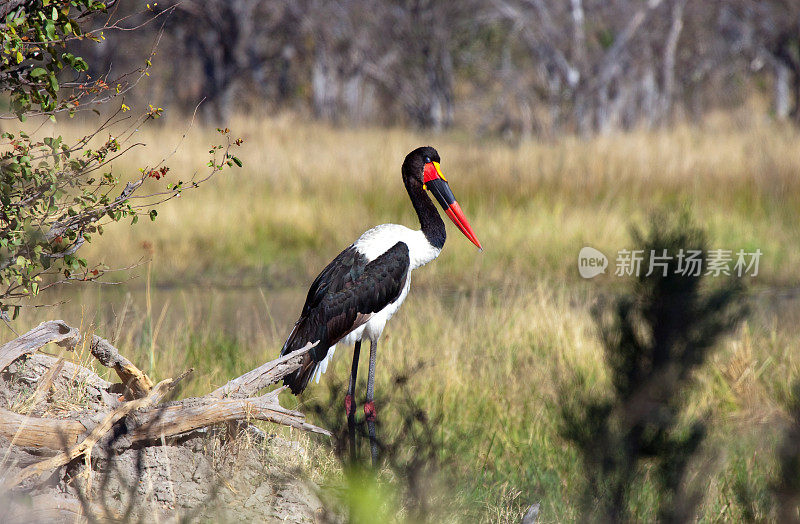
top-left (423, 162), bottom-right (482, 249)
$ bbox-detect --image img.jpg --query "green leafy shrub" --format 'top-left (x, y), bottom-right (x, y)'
top-left (561, 213), bottom-right (748, 521)
top-left (0, 1), bottom-right (242, 318)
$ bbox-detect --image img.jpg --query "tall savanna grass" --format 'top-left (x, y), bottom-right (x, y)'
top-left (9, 113), bottom-right (800, 521)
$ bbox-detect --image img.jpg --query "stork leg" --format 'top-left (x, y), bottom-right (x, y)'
top-left (365, 339), bottom-right (378, 466)
top-left (346, 340), bottom-right (361, 460)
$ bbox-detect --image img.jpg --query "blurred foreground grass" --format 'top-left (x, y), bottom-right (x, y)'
top-left (8, 114), bottom-right (800, 521)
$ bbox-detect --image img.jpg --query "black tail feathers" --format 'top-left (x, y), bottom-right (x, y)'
top-left (280, 321), bottom-right (321, 395)
top-left (283, 351), bottom-right (317, 395)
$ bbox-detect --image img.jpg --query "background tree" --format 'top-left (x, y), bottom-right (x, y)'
top-left (723, 0), bottom-right (800, 122)
top-left (70, 0), bottom-right (800, 135)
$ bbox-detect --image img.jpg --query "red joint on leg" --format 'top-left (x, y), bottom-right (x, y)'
top-left (345, 394), bottom-right (354, 416)
top-left (364, 401), bottom-right (377, 422)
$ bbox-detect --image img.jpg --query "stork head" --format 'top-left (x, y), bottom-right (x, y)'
top-left (402, 146), bottom-right (482, 250)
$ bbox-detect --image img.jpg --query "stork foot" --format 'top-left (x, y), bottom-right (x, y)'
top-left (364, 401), bottom-right (377, 422)
top-left (365, 401), bottom-right (378, 466)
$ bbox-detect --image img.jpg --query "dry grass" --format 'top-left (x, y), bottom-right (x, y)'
top-left (6, 114), bottom-right (800, 521)
top-left (33, 113), bottom-right (800, 288)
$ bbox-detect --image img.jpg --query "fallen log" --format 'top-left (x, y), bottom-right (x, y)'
top-left (15, 352), bottom-right (114, 391)
top-left (131, 385), bottom-right (330, 441)
top-left (0, 321), bottom-right (327, 487)
top-left (211, 341), bottom-right (316, 399)
top-left (22, 353), bottom-right (117, 402)
top-left (5, 373), bottom-right (189, 488)
top-left (0, 408), bottom-right (86, 449)
top-left (89, 334), bottom-right (153, 399)
top-left (0, 321), bottom-right (80, 372)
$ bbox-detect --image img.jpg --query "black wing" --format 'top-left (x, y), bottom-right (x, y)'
top-left (281, 242), bottom-right (410, 394)
top-left (299, 244), bottom-right (368, 317)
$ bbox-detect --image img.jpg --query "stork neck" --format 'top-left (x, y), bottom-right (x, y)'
top-left (406, 181), bottom-right (446, 250)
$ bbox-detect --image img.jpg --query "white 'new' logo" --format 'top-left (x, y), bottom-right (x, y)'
top-left (578, 247), bottom-right (608, 279)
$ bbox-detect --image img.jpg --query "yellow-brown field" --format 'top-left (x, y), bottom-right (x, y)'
top-left (12, 114), bottom-right (800, 521)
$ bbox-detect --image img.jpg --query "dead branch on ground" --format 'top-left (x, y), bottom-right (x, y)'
top-left (89, 334), bottom-right (153, 398)
top-left (0, 321), bottom-right (324, 489)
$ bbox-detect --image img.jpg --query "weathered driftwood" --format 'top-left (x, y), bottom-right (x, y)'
top-left (0, 408), bottom-right (86, 449)
top-left (0, 321), bottom-right (327, 487)
top-left (131, 385), bottom-right (329, 441)
top-left (90, 334), bottom-right (153, 398)
top-left (6, 374), bottom-right (187, 488)
top-left (0, 320), bottom-right (80, 372)
top-left (211, 341), bottom-right (316, 399)
top-left (15, 353), bottom-right (121, 410)
top-left (26, 353), bottom-right (115, 395)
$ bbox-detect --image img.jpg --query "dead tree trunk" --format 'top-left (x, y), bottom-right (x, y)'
top-left (0, 320), bottom-right (325, 491)
top-left (776, 62), bottom-right (792, 119)
top-left (660, 0), bottom-right (687, 125)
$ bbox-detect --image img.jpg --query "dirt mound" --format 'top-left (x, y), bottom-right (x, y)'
top-left (2, 429), bottom-right (323, 522)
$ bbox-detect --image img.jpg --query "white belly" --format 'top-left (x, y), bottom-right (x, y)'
top-left (312, 268), bottom-right (412, 384)
top-left (345, 272), bottom-right (411, 344)
top-left (311, 223), bottom-right (438, 384)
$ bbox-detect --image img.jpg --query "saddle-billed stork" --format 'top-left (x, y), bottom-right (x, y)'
top-left (279, 146), bottom-right (481, 464)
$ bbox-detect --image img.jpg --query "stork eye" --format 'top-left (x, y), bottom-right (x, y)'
top-left (425, 156), bottom-right (431, 164)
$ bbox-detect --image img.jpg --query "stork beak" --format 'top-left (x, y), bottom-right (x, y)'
top-left (423, 162), bottom-right (482, 250)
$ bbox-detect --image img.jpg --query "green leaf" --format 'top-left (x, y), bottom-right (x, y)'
top-left (47, 72), bottom-right (59, 92)
top-left (232, 156), bottom-right (243, 167)
top-left (149, 209), bottom-right (158, 221)
top-left (29, 67), bottom-right (47, 78)
top-left (45, 20), bottom-right (56, 40)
